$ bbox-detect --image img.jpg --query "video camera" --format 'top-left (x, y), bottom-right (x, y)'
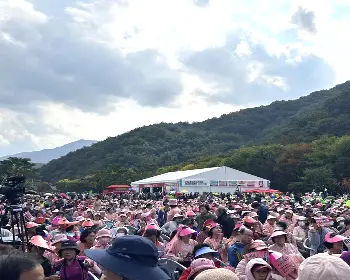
top-left (0, 176), bottom-right (26, 205)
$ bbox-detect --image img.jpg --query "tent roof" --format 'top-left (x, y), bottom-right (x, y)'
top-left (131, 166), bottom-right (268, 185)
top-left (131, 167), bottom-right (219, 185)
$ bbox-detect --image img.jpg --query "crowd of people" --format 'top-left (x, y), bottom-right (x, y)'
top-left (0, 190), bottom-right (350, 280)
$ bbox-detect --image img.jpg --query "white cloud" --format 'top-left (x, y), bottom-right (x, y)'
top-left (0, 0), bottom-right (349, 156)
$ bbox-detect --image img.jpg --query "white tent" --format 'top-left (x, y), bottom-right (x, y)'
top-left (131, 166), bottom-right (270, 193)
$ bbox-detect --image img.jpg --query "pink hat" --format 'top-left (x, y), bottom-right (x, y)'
top-left (51, 216), bottom-right (62, 226)
top-left (270, 231), bottom-right (287, 239)
top-left (30, 235), bottom-right (50, 250)
top-left (58, 218), bottom-right (70, 225)
top-left (145, 223), bottom-right (160, 231)
top-left (26, 222), bottom-right (39, 229)
top-left (244, 216), bottom-right (257, 224)
top-left (203, 219), bottom-right (215, 228)
top-left (325, 232), bottom-right (346, 243)
top-left (52, 234), bottom-right (68, 245)
top-left (250, 240), bottom-right (268, 251)
top-left (82, 219), bottom-right (94, 227)
top-left (96, 229), bottom-right (112, 239)
top-left (188, 258), bottom-right (216, 279)
top-left (186, 211), bottom-right (196, 217)
top-left (178, 225), bottom-right (196, 237)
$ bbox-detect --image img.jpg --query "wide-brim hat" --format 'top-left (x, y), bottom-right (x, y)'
top-left (82, 219), bottom-right (94, 227)
top-left (85, 236), bottom-right (170, 280)
top-left (194, 247), bottom-right (219, 258)
top-left (250, 240), bottom-right (268, 251)
top-left (178, 226), bottom-right (196, 237)
top-left (30, 235), bottom-right (51, 250)
top-left (325, 232), bottom-right (346, 243)
top-left (244, 216), bottom-right (257, 224)
top-left (270, 231), bottom-right (287, 239)
top-left (58, 240), bottom-right (80, 252)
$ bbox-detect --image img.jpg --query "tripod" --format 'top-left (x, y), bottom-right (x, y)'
top-left (0, 204), bottom-right (29, 251)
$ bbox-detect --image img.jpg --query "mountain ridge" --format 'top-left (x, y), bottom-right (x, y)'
top-left (1, 139), bottom-right (98, 164)
top-left (39, 81), bottom-right (350, 182)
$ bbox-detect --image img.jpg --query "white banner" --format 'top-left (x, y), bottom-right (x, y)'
top-left (181, 179), bottom-right (268, 188)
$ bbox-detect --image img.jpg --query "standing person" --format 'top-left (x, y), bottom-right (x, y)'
top-left (251, 202), bottom-right (268, 224)
top-left (196, 205), bottom-right (216, 231)
top-left (77, 229), bottom-right (96, 256)
top-left (54, 240), bottom-right (101, 280)
top-left (28, 235), bottom-right (53, 278)
top-left (157, 201), bottom-right (170, 227)
top-left (216, 207), bottom-right (235, 239)
top-left (167, 199), bottom-right (181, 222)
top-left (228, 228), bottom-right (253, 268)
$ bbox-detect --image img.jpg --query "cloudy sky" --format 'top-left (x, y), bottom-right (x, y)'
top-left (1, 0), bottom-right (349, 156)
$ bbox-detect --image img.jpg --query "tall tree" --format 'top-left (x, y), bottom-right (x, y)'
top-left (0, 157), bottom-right (37, 181)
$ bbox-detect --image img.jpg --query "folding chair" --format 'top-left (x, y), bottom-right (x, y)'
top-left (303, 238), bottom-right (314, 257)
top-left (158, 258), bottom-right (187, 280)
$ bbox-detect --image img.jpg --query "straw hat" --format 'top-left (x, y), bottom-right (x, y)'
top-left (194, 268), bottom-right (239, 280)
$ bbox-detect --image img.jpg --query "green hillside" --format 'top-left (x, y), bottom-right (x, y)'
top-left (40, 81), bottom-right (350, 183)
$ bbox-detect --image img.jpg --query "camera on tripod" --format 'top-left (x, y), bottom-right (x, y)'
top-left (0, 176), bottom-right (26, 205)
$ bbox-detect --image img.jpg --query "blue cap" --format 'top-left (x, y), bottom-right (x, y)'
top-left (194, 247), bottom-right (219, 258)
top-left (85, 235), bottom-right (170, 280)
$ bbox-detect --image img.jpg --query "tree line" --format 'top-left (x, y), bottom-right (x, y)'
top-left (1, 135), bottom-right (349, 194)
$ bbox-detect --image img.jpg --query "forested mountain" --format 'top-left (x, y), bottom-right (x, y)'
top-left (1, 140), bottom-right (97, 163)
top-left (40, 82), bottom-right (350, 183)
